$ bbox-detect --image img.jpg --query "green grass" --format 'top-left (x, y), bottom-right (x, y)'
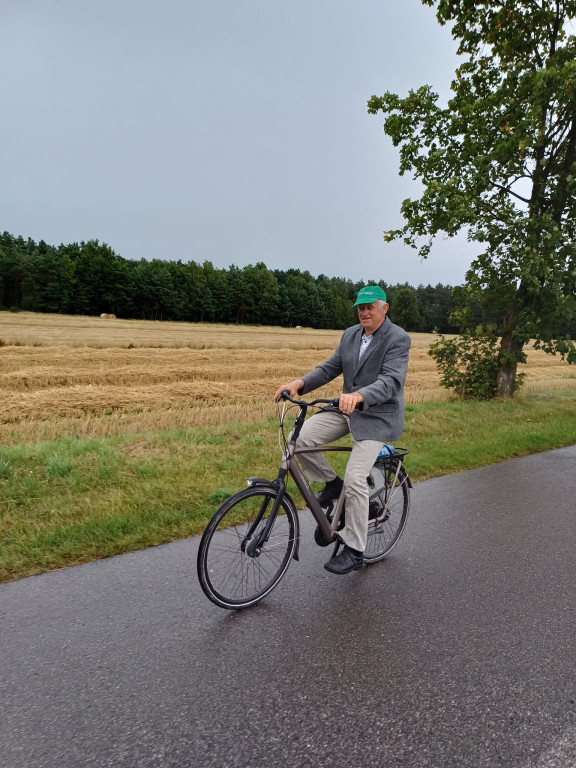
top-left (1, 391), bottom-right (575, 582)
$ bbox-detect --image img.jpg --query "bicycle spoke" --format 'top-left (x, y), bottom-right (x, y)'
top-left (199, 488), bottom-right (297, 608)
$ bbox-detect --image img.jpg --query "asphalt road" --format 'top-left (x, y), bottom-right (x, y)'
top-left (2, 446), bottom-right (576, 768)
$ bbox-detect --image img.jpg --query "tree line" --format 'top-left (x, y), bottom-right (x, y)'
top-left (0, 232), bottom-right (460, 332)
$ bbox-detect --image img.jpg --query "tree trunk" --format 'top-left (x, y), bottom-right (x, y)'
top-left (496, 331), bottom-right (524, 397)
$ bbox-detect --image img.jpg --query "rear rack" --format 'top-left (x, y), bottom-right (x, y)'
top-left (375, 447), bottom-right (409, 463)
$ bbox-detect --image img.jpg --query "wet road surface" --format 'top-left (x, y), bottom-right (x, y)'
top-left (1, 445), bottom-right (576, 768)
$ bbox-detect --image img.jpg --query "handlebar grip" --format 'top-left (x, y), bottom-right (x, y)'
top-left (277, 389), bottom-right (298, 404)
top-left (332, 397), bottom-right (363, 411)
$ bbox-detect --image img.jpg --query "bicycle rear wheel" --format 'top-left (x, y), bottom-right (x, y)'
top-left (364, 459), bottom-right (410, 563)
top-left (197, 487), bottom-right (298, 610)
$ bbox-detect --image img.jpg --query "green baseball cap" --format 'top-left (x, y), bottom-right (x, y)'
top-left (353, 285), bottom-right (387, 306)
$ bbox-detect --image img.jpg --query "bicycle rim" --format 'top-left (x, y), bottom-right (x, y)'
top-left (197, 487), bottom-right (297, 609)
top-left (363, 463), bottom-right (409, 563)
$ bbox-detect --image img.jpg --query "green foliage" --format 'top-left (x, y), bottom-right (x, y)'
top-left (429, 328), bottom-right (525, 399)
top-left (369, 0), bottom-right (576, 395)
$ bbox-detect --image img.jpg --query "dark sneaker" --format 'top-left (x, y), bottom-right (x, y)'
top-left (315, 476), bottom-right (344, 508)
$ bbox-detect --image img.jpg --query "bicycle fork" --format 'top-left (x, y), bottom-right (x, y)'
top-left (242, 471), bottom-right (291, 559)
top-left (242, 431), bottom-right (304, 561)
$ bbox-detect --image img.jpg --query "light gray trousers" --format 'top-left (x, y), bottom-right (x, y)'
top-left (295, 410), bottom-right (383, 552)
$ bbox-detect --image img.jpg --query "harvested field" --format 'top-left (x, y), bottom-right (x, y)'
top-left (0, 311), bottom-right (339, 350)
top-left (1, 312), bottom-right (574, 444)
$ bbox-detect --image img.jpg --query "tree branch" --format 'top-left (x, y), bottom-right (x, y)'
top-left (489, 180), bottom-right (531, 203)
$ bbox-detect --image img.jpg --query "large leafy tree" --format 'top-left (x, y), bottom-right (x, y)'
top-left (369, 0), bottom-right (576, 395)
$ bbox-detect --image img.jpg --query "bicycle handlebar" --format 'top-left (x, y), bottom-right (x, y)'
top-left (279, 390), bottom-right (363, 411)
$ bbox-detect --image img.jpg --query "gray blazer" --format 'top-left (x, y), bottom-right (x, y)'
top-left (300, 318), bottom-right (411, 442)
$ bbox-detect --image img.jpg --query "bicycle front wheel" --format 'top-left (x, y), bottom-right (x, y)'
top-left (364, 460), bottom-right (410, 563)
top-left (197, 487), bottom-right (298, 610)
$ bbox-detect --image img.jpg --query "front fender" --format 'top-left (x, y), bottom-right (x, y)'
top-left (246, 477), bottom-right (278, 489)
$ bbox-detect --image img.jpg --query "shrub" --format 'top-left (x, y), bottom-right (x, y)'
top-left (428, 329), bottom-right (524, 400)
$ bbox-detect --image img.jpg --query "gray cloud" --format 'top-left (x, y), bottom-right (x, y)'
top-left (1, 0), bottom-right (476, 286)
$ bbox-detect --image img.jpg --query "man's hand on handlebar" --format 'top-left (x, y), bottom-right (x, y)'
top-left (337, 392), bottom-right (364, 415)
top-left (274, 379), bottom-right (304, 402)
top-left (274, 383), bottom-right (364, 414)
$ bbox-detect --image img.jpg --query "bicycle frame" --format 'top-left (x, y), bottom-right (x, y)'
top-left (285, 444), bottom-right (350, 543)
top-left (244, 393), bottom-right (409, 558)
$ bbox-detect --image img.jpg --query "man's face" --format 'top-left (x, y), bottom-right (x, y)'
top-left (357, 301), bottom-right (388, 334)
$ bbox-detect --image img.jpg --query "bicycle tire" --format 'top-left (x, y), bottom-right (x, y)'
top-left (197, 487), bottom-right (298, 610)
top-left (363, 460), bottom-right (410, 563)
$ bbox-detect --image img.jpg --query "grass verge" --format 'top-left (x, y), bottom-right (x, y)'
top-left (1, 390), bottom-right (575, 583)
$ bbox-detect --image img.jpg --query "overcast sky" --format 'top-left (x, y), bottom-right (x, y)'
top-left (1, 0), bottom-right (477, 287)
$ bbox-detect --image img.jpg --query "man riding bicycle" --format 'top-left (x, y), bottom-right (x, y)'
top-left (275, 285), bottom-right (411, 575)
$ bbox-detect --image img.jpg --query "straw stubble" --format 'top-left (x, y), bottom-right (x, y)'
top-left (0, 312), bottom-right (574, 444)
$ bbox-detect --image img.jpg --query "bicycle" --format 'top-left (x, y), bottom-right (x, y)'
top-left (197, 392), bottom-right (412, 610)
